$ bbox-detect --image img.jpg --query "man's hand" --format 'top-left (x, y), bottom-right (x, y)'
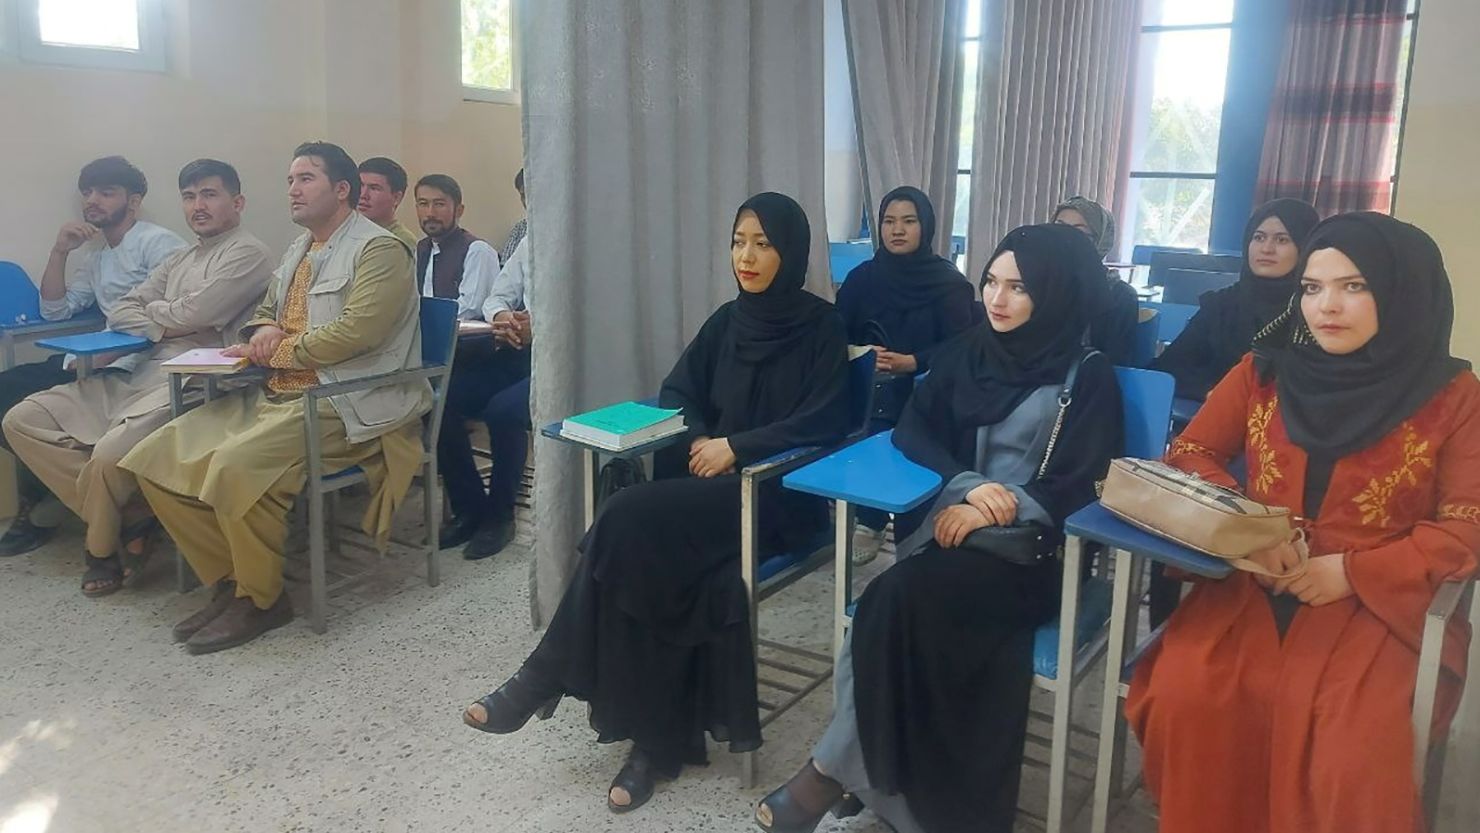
top-left (245, 325), bottom-right (288, 366)
top-left (689, 437), bottom-right (736, 478)
top-left (54, 221), bottom-right (98, 254)
top-left (965, 482), bottom-right (1019, 526)
top-left (511, 310), bottom-right (533, 348)
top-left (491, 310), bottom-right (521, 349)
top-left (934, 504), bottom-right (991, 549)
top-left (221, 343), bottom-right (250, 358)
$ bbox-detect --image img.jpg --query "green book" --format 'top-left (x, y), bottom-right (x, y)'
top-left (562, 401), bottom-right (686, 450)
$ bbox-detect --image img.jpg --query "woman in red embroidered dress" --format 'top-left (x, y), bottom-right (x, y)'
top-left (1127, 213), bottom-right (1480, 833)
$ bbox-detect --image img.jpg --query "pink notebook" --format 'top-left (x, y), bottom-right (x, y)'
top-left (161, 348), bottom-right (250, 373)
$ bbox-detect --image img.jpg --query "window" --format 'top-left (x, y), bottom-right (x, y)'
top-left (14, 0), bottom-right (165, 72)
top-left (1388, 0), bottom-right (1420, 211)
top-left (1122, 0), bottom-right (1235, 255)
top-left (461, 0), bottom-right (518, 104)
top-left (955, 0), bottom-right (984, 246)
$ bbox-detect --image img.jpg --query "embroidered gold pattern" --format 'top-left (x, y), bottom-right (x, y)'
top-left (1168, 437), bottom-right (1214, 458)
top-left (1352, 424), bottom-right (1434, 527)
top-left (1439, 504), bottom-right (1480, 524)
top-left (1247, 396), bottom-right (1282, 494)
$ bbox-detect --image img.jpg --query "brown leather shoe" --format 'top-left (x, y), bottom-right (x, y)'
top-left (185, 593), bottom-right (294, 655)
top-left (171, 580), bottom-right (237, 643)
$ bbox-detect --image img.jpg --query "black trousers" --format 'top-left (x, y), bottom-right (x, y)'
top-left (436, 338), bottom-right (531, 522)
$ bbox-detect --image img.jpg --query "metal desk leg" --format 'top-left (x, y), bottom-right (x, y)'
top-left (76, 355), bottom-right (92, 380)
top-left (581, 449), bottom-right (598, 529)
top-left (1, 331), bottom-right (14, 371)
top-left (1091, 547), bottom-right (1139, 833)
top-left (833, 499), bottom-right (855, 671)
top-left (1047, 536), bottom-right (1085, 833)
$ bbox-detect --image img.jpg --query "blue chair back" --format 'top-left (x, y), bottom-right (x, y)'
top-left (846, 350), bottom-right (877, 437)
top-left (1131, 244), bottom-right (1199, 267)
top-left (0, 262), bottom-right (41, 325)
top-left (1114, 366), bottom-right (1176, 459)
top-left (829, 241), bottom-right (873, 285)
top-left (419, 297), bottom-right (459, 366)
top-left (1132, 308), bottom-right (1159, 368)
top-left (1142, 301), bottom-right (1198, 345)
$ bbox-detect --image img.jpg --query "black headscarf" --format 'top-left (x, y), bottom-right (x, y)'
top-left (848, 186), bottom-right (972, 311)
top-left (1222, 198), bottom-right (1321, 359)
top-left (1253, 212), bottom-right (1470, 458)
top-left (1052, 195), bottom-right (1117, 260)
top-left (938, 224), bottom-right (1100, 428)
top-left (728, 192), bottom-right (832, 363)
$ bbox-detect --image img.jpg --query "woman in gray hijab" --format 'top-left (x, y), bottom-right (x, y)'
top-left (1053, 196), bottom-right (1140, 366)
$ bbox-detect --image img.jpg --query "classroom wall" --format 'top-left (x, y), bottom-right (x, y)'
top-left (1393, 1), bottom-right (1480, 827)
top-left (0, 0), bottom-right (525, 278)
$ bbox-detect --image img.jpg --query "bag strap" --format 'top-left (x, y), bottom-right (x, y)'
top-left (1035, 350), bottom-right (1098, 479)
top-left (1229, 529), bottom-right (1311, 579)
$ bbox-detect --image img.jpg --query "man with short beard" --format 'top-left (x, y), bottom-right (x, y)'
top-left (4, 159), bottom-right (273, 598)
top-left (0, 156), bottom-right (186, 557)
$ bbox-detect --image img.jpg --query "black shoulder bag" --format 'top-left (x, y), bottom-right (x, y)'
top-left (956, 351), bottom-right (1095, 565)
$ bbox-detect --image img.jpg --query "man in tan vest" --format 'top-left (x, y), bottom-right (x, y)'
top-left (121, 141), bottom-right (430, 654)
top-left (4, 159), bottom-right (272, 598)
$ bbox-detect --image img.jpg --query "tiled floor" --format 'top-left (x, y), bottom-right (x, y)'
top-left (0, 490), bottom-right (1161, 833)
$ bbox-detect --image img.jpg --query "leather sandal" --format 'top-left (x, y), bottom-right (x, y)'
top-left (755, 760), bottom-right (845, 833)
top-left (463, 667), bottom-right (561, 734)
top-left (607, 746), bottom-right (680, 814)
top-left (81, 554), bottom-right (125, 598)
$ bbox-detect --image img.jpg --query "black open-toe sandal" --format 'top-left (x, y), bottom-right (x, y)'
top-left (81, 554), bottom-right (125, 598)
top-left (462, 668), bottom-right (562, 734)
top-left (607, 746), bottom-right (680, 814)
top-left (755, 760), bottom-right (846, 833)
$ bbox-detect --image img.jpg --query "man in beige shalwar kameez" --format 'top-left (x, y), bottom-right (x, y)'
top-left (120, 141), bottom-right (429, 655)
top-left (4, 159), bottom-right (272, 598)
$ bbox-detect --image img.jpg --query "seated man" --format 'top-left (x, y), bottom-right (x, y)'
top-left (357, 156), bottom-right (418, 250)
top-left (436, 233), bottom-right (532, 559)
top-left (413, 174), bottom-right (497, 319)
top-left (497, 168), bottom-right (527, 267)
top-left (5, 159), bottom-right (271, 598)
top-left (119, 142), bottom-right (430, 654)
top-left (0, 156), bottom-right (187, 557)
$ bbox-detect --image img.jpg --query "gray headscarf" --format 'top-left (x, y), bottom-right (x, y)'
top-left (1052, 196), bottom-right (1117, 260)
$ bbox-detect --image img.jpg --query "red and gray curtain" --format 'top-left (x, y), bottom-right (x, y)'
top-left (1256, 0), bottom-right (1407, 215)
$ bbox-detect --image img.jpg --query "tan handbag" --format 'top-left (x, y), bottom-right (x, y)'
top-left (1100, 457), bottom-right (1308, 578)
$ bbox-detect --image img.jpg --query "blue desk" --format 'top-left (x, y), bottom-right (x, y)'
top-left (34, 329), bottom-right (152, 379)
top-left (782, 429), bottom-right (941, 660)
top-left (1066, 501), bottom-right (1231, 833)
top-left (539, 419), bottom-right (687, 528)
top-left (0, 312), bottom-right (105, 371)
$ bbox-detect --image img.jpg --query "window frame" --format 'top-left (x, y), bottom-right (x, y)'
top-left (1122, 13), bottom-right (1235, 255)
top-left (460, 0), bottom-right (520, 106)
top-left (13, 0), bottom-right (167, 73)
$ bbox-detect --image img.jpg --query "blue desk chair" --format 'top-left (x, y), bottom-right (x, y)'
top-left (1131, 308), bottom-right (1159, 368)
top-left (828, 241), bottom-right (873, 286)
top-left (0, 262), bottom-right (109, 370)
top-left (1160, 267), bottom-right (1238, 305)
top-left (782, 366), bottom-right (1175, 832)
top-left (1146, 251), bottom-right (1240, 287)
top-left (1130, 244), bottom-right (1198, 267)
top-left (1140, 301), bottom-right (1197, 348)
top-left (165, 298), bottom-right (459, 629)
top-left (34, 330), bottom-right (153, 378)
top-left (0, 262), bottom-right (41, 325)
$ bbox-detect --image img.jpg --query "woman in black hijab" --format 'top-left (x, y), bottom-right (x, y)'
top-left (1053, 195), bottom-right (1141, 366)
top-left (1127, 213), bottom-right (1478, 833)
top-left (835, 186), bottom-right (976, 556)
top-left (755, 225), bottom-right (1122, 833)
top-left (460, 192), bottom-right (850, 814)
top-left (1154, 198), bottom-right (1320, 399)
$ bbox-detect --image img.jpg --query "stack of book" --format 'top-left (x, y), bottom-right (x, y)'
top-left (160, 347), bottom-right (250, 374)
top-left (561, 401), bottom-right (686, 451)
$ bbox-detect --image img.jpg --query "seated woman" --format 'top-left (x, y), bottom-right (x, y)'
top-left (460, 192), bottom-right (850, 813)
top-left (1128, 213), bottom-right (1479, 833)
top-left (755, 224), bottom-right (1121, 833)
top-left (835, 186), bottom-right (975, 559)
top-left (1053, 195), bottom-right (1139, 366)
top-left (1154, 198), bottom-right (1319, 399)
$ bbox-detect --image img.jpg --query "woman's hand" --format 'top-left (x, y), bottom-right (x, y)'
top-left (689, 437), bottom-right (736, 478)
top-left (1244, 540), bottom-right (1305, 590)
top-left (873, 348), bottom-right (918, 375)
top-left (934, 504), bottom-right (991, 549)
top-left (965, 482), bottom-right (1018, 526)
top-left (1282, 553), bottom-right (1353, 606)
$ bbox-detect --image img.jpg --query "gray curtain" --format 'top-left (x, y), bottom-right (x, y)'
top-left (843, 0), bottom-right (966, 253)
top-left (519, 0), bottom-right (829, 626)
top-left (967, 0), bottom-right (1139, 278)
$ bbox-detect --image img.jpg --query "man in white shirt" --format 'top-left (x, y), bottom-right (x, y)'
top-left (497, 168), bottom-right (527, 267)
top-left (437, 233), bottom-right (532, 559)
top-left (412, 174), bottom-right (497, 319)
top-left (0, 156), bottom-right (186, 557)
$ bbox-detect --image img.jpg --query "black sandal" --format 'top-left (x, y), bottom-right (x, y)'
top-left (120, 518), bottom-right (159, 585)
top-left (462, 668), bottom-right (562, 734)
top-left (81, 555), bottom-right (125, 598)
top-left (755, 760), bottom-right (846, 833)
top-left (607, 746), bottom-right (680, 814)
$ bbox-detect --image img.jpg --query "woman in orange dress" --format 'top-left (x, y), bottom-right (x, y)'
top-left (1127, 212), bottom-right (1480, 833)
